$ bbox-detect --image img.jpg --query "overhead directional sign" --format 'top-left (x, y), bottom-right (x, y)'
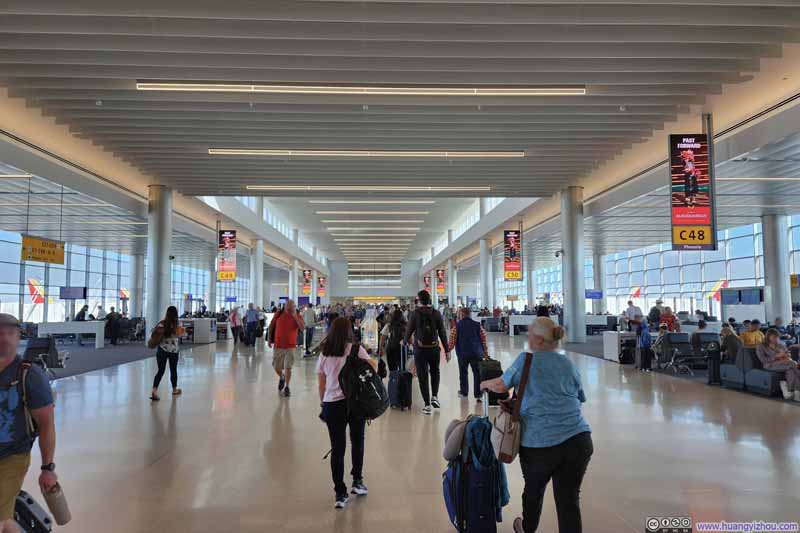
top-left (669, 133), bottom-right (717, 251)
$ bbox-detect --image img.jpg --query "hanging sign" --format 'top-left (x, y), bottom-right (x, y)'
top-left (21, 235), bottom-right (65, 265)
top-left (217, 230), bottom-right (237, 281)
top-left (423, 275), bottom-right (431, 293)
top-left (302, 269), bottom-right (312, 295)
top-left (435, 269), bottom-right (446, 294)
top-left (503, 229), bottom-right (522, 280)
top-left (669, 134), bottom-right (717, 251)
top-left (317, 276), bottom-right (327, 297)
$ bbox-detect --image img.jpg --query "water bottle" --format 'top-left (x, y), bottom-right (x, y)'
top-left (42, 483), bottom-right (72, 526)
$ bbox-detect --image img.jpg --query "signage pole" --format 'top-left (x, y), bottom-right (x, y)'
top-left (702, 113), bottom-right (718, 251)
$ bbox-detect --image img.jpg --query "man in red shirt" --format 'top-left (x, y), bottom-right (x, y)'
top-left (268, 299), bottom-right (305, 398)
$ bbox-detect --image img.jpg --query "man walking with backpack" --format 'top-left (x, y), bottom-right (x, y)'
top-left (405, 290), bottom-right (450, 415)
top-left (0, 314), bottom-right (58, 532)
top-left (268, 299), bottom-right (305, 398)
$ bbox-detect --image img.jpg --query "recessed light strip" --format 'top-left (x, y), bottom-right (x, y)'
top-left (211, 148), bottom-right (524, 158)
top-left (335, 239), bottom-right (414, 242)
top-left (328, 227), bottom-right (420, 231)
top-left (331, 233), bottom-right (417, 237)
top-left (137, 82), bottom-right (586, 97)
top-left (247, 185), bottom-right (490, 192)
top-left (348, 263), bottom-right (402, 266)
top-left (324, 220), bottom-right (425, 224)
top-left (717, 177), bottom-right (800, 182)
top-left (317, 211), bottom-right (428, 215)
top-left (311, 200), bottom-right (435, 205)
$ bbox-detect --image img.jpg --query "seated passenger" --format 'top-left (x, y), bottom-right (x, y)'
top-left (660, 307), bottom-right (680, 332)
top-left (481, 317), bottom-right (592, 533)
top-left (653, 324), bottom-right (669, 366)
top-left (756, 329), bottom-right (800, 402)
top-left (690, 320), bottom-right (707, 356)
top-left (719, 324), bottom-right (743, 363)
top-left (773, 318), bottom-right (792, 341)
top-left (740, 319), bottom-right (765, 346)
top-left (74, 304), bottom-right (89, 321)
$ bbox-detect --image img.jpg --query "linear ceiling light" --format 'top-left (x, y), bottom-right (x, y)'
top-left (331, 233), bottom-right (417, 237)
top-left (318, 211), bottom-right (428, 215)
top-left (246, 185), bottom-right (489, 192)
top-left (328, 227), bottom-right (420, 231)
top-left (310, 200), bottom-right (435, 205)
top-left (335, 239), bottom-right (414, 242)
top-left (137, 82), bottom-right (585, 97)
top-left (210, 149), bottom-right (524, 158)
top-left (717, 177), bottom-right (800, 182)
top-left (348, 263), bottom-right (402, 266)
top-left (324, 220), bottom-right (425, 224)
top-left (0, 174), bottom-right (34, 179)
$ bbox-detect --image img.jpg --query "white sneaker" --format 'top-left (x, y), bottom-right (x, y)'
top-left (795, 391), bottom-right (800, 402)
top-left (780, 381), bottom-right (793, 400)
top-left (431, 397), bottom-right (441, 409)
top-left (421, 405), bottom-right (432, 415)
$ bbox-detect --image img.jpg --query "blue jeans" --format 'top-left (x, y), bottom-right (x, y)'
top-left (245, 321), bottom-right (256, 344)
top-left (305, 327), bottom-right (315, 353)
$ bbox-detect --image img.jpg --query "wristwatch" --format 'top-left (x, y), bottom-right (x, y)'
top-left (41, 463), bottom-right (55, 472)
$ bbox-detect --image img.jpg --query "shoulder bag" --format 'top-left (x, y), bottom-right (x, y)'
top-left (490, 351), bottom-right (533, 464)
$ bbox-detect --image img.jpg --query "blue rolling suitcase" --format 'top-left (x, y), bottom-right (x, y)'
top-left (388, 344), bottom-right (413, 410)
top-left (442, 393), bottom-right (498, 533)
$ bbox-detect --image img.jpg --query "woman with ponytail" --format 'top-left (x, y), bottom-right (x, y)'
top-left (481, 317), bottom-right (593, 533)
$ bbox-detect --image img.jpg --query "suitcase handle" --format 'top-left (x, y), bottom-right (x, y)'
top-left (481, 390), bottom-right (490, 418)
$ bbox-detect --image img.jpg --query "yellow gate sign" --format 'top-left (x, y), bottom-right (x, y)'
top-left (671, 226), bottom-right (713, 248)
top-left (21, 235), bottom-right (65, 265)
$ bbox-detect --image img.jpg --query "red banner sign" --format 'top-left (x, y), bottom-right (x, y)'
top-left (217, 230), bottom-right (237, 281)
top-left (669, 134), bottom-right (716, 250)
top-left (423, 275), bottom-right (431, 293)
top-left (435, 269), bottom-right (445, 294)
top-left (302, 269), bottom-right (312, 296)
top-left (317, 276), bottom-right (326, 298)
top-left (504, 229), bottom-right (522, 280)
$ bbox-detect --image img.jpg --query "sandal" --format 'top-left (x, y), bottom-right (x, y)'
top-left (172, 388), bottom-right (182, 396)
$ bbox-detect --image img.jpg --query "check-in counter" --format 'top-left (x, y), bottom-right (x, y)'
top-left (39, 320), bottom-right (105, 349)
top-left (602, 330), bottom-right (637, 362)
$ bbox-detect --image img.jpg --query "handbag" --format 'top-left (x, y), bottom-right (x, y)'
top-left (490, 352), bottom-right (533, 464)
top-left (146, 325), bottom-right (164, 350)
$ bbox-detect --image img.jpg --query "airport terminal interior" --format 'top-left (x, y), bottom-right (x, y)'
top-left (1, 2), bottom-right (800, 532)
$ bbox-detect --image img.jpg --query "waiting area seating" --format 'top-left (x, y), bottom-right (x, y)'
top-left (721, 347), bottom-right (787, 396)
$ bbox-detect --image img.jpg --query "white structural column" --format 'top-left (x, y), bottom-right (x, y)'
top-left (289, 260), bottom-right (299, 301)
top-left (448, 259), bottom-right (458, 305)
top-left (311, 270), bottom-right (318, 305)
top-left (479, 197), bottom-right (489, 219)
top-left (526, 254), bottom-right (536, 308)
top-left (250, 239), bottom-right (264, 307)
top-left (561, 186), bottom-right (586, 343)
top-left (592, 251), bottom-right (607, 315)
top-left (488, 248), bottom-right (496, 310)
top-left (762, 214), bottom-right (792, 324)
top-left (131, 254), bottom-right (145, 318)
top-left (479, 239), bottom-right (491, 308)
top-left (207, 255), bottom-right (217, 313)
top-left (144, 185), bottom-right (172, 331)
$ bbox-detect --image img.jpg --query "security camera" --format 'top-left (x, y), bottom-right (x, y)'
top-left (554, 249), bottom-right (564, 258)
top-left (169, 255), bottom-right (175, 261)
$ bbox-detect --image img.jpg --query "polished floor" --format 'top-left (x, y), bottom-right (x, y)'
top-left (27, 334), bottom-right (800, 532)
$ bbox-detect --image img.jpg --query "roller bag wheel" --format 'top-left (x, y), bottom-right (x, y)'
top-left (14, 491), bottom-right (53, 533)
top-left (478, 359), bottom-right (509, 406)
top-left (389, 345), bottom-right (413, 410)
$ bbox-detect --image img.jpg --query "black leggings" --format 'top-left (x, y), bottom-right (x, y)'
top-left (322, 399), bottom-right (366, 496)
top-left (414, 346), bottom-right (441, 406)
top-left (385, 344), bottom-right (401, 372)
top-left (153, 347), bottom-right (179, 389)
top-left (519, 432), bottom-right (593, 533)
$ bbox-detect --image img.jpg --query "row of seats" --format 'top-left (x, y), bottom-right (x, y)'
top-left (721, 348), bottom-right (786, 396)
top-left (656, 332), bottom-right (719, 375)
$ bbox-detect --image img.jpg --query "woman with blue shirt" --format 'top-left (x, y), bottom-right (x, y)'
top-left (481, 317), bottom-right (593, 533)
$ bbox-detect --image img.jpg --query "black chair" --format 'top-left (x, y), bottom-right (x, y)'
top-left (483, 318), bottom-right (502, 332)
top-left (23, 336), bottom-right (68, 377)
top-left (721, 347), bottom-right (747, 390)
top-left (662, 333), bottom-right (705, 375)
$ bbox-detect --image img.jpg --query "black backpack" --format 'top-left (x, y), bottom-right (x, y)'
top-left (339, 345), bottom-right (389, 421)
top-left (416, 310), bottom-right (439, 348)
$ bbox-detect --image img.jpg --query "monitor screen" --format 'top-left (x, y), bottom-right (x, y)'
top-left (740, 288), bottom-right (762, 305)
top-left (59, 286), bottom-right (87, 300)
top-left (720, 290), bottom-right (739, 306)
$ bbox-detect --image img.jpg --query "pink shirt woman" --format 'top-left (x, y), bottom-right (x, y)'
top-left (316, 343), bottom-right (371, 402)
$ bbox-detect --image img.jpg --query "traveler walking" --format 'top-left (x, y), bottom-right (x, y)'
top-left (481, 317), bottom-right (593, 533)
top-left (148, 306), bottom-right (184, 401)
top-left (404, 290), bottom-right (450, 415)
top-left (317, 317), bottom-right (377, 509)
top-left (229, 306), bottom-right (242, 346)
top-left (380, 309), bottom-right (407, 372)
top-left (448, 307), bottom-right (489, 400)
top-left (245, 303), bottom-right (259, 346)
top-left (303, 303), bottom-right (318, 357)
top-left (268, 299), bottom-right (305, 398)
top-left (0, 313), bottom-right (58, 532)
